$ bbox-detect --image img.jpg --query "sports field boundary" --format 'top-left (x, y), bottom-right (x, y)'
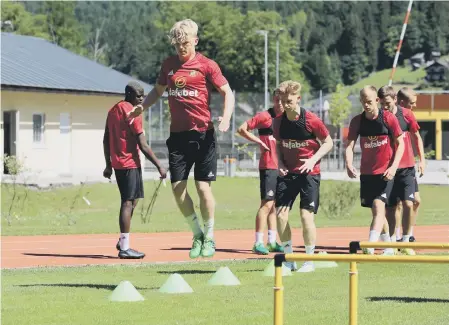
top-left (2, 225), bottom-right (448, 270)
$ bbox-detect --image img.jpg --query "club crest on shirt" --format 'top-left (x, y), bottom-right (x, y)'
top-left (189, 70), bottom-right (197, 77)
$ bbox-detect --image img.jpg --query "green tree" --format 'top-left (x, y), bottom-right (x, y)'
top-left (1, 0), bottom-right (49, 39)
top-left (329, 83), bottom-right (352, 130)
top-left (44, 1), bottom-right (86, 55)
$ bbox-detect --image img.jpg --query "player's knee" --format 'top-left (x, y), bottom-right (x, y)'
top-left (121, 200), bottom-right (133, 209)
top-left (195, 181), bottom-right (214, 201)
top-left (171, 181), bottom-right (187, 198)
top-left (403, 200), bottom-right (414, 210)
top-left (276, 209), bottom-right (289, 223)
top-left (413, 195), bottom-right (421, 208)
top-left (260, 199), bottom-right (274, 211)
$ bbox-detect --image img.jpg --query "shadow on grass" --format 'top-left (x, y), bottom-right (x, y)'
top-left (22, 253), bottom-right (117, 259)
top-left (16, 283), bottom-right (155, 291)
top-left (367, 296), bottom-right (449, 303)
top-left (157, 270), bottom-right (216, 275)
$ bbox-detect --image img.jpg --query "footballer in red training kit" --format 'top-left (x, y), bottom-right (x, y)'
top-left (345, 85), bottom-right (404, 255)
top-left (238, 89), bottom-right (285, 255)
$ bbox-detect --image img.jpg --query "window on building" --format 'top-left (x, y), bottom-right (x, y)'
top-left (33, 113), bottom-right (45, 143)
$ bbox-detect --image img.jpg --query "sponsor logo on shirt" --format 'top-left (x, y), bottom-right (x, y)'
top-left (364, 136), bottom-right (388, 149)
top-left (282, 139), bottom-right (309, 149)
top-left (168, 76), bottom-right (199, 97)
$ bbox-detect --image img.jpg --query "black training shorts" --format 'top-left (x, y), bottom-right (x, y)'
top-left (114, 167), bottom-right (144, 201)
top-left (387, 167), bottom-right (416, 207)
top-left (166, 128), bottom-right (217, 183)
top-left (360, 174), bottom-right (394, 208)
top-left (275, 173), bottom-right (320, 214)
top-left (259, 169), bottom-right (279, 201)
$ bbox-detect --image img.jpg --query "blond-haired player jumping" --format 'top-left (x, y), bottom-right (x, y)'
top-left (127, 19), bottom-right (235, 259)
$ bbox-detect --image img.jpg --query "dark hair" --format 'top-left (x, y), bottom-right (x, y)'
top-left (125, 81), bottom-right (144, 96)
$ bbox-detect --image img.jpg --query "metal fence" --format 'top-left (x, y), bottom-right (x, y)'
top-left (143, 91), bottom-right (363, 173)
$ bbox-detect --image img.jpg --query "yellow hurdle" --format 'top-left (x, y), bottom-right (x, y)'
top-left (273, 241), bottom-right (449, 325)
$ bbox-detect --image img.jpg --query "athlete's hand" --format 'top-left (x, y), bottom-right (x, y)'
top-left (158, 166), bottom-right (167, 179)
top-left (418, 161), bottom-right (425, 177)
top-left (346, 165), bottom-right (358, 178)
top-left (126, 104), bottom-right (144, 121)
top-left (217, 116), bottom-right (230, 132)
top-left (279, 168), bottom-right (288, 177)
top-left (383, 166), bottom-right (397, 181)
top-left (103, 166), bottom-right (112, 179)
top-left (259, 141), bottom-right (270, 152)
top-left (298, 158), bottom-right (317, 174)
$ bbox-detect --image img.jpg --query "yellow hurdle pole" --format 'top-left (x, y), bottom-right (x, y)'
top-left (284, 253), bottom-right (449, 264)
top-left (357, 241), bottom-right (449, 250)
top-left (349, 262), bottom-right (358, 325)
top-left (273, 254), bottom-right (285, 325)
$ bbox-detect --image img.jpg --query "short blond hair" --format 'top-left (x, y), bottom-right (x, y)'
top-left (277, 80), bottom-right (302, 96)
top-left (360, 85), bottom-right (377, 97)
top-left (168, 19), bottom-right (198, 45)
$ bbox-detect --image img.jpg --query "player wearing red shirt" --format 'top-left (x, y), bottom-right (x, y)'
top-left (237, 90), bottom-right (284, 255)
top-left (126, 19), bottom-right (235, 259)
top-left (378, 86), bottom-right (425, 255)
top-left (274, 80), bottom-right (333, 272)
top-left (345, 86), bottom-right (404, 255)
top-left (395, 88), bottom-right (426, 242)
top-left (103, 82), bottom-right (167, 259)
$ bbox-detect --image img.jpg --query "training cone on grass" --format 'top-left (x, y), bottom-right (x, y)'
top-left (108, 280), bottom-right (145, 302)
top-left (207, 266), bottom-right (241, 286)
top-left (263, 260), bottom-right (292, 277)
top-left (158, 273), bottom-right (194, 294)
top-left (314, 251), bottom-right (338, 269)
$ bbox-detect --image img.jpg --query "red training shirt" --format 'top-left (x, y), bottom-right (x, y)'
top-left (246, 109), bottom-right (278, 170)
top-left (157, 53), bottom-right (228, 133)
top-left (347, 110), bottom-right (402, 175)
top-left (394, 107), bottom-right (420, 169)
top-left (273, 109), bottom-right (330, 175)
top-left (107, 100), bottom-right (143, 169)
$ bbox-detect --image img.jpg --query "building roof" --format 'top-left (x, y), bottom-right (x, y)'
top-left (425, 59), bottom-right (449, 70)
top-left (1, 32), bottom-right (153, 95)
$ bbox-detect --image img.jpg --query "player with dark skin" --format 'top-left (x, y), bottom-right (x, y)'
top-left (103, 81), bottom-right (167, 259)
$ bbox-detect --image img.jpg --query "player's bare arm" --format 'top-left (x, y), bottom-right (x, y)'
top-left (102, 119), bottom-right (112, 179)
top-left (345, 138), bottom-right (358, 178)
top-left (298, 135), bottom-right (333, 173)
top-left (384, 133), bottom-right (405, 180)
top-left (237, 122), bottom-right (270, 151)
top-left (412, 131), bottom-right (426, 177)
top-left (276, 140), bottom-right (288, 176)
top-left (136, 133), bottom-right (167, 179)
top-left (215, 83), bottom-right (235, 132)
top-left (127, 83), bottom-right (167, 120)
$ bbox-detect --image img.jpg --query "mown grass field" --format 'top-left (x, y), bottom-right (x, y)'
top-left (1, 177), bottom-right (448, 236)
top-left (2, 259), bottom-right (449, 325)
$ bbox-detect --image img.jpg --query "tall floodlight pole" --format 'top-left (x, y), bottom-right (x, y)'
top-left (256, 30), bottom-right (269, 109)
top-left (274, 28), bottom-right (284, 86)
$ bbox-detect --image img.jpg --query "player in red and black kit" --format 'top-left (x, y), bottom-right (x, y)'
top-left (237, 89), bottom-right (284, 255)
top-left (103, 81), bottom-right (167, 259)
top-left (345, 86), bottom-right (405, 255)
top-left (395, 87), bottom-right (425, 242)
top-left (126, 19), bottom-right (235, 259)
top-left (273, 80), bottom-right (333, 272)
top-left (377, 86), bottom-right (425, 255)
